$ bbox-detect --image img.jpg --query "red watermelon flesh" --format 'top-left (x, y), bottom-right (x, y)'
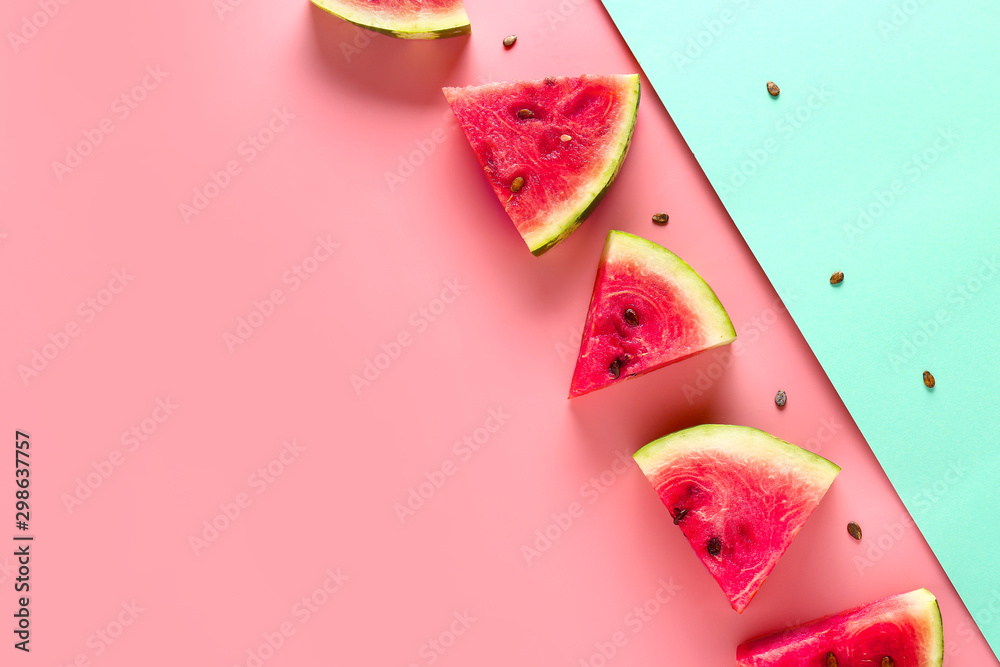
top-left (569, 231), bottom-right (735, 397)
top-left (443, 75), bottom-right (640, 255)
top-left (311, 0), bottom-right (470, 39)
top-left (737, 589), bottom-right (944, 666)
top-left (634, 425), bottom-right (840, 613)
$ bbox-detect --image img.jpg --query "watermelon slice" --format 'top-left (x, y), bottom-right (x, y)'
top-left (443, 75), bottom-right (640, 255)
top-left (737, 588), bottom-right (944, 666)
top-left (311, 0), bottom-right (471, 39)
top-left (633, 424), bottom-right (840, 613)
top-left (569, 230), bottom-right (735, 397)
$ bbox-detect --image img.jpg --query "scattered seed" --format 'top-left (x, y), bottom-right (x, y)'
top-left (652, 213), bottom-right (669, 226)
top-left (517, 108), bottom-right (535, 119)
top-left (775, 389), bottom-right (787, 407)
top-left (923, 370), bottom-right (935, 388)
top-left (608, 359), bottom-right (621, 379)
top-left (881, 657), bottom-right (895, 667)
top-left (624, 308), bottom-right (639, 326)
top-left (560, 134), bottom-right (572, 142)
top-left (767, 81), bottom-right (780, 97)
top-left (503, 34), bottom-right (517, 48)
top-left (830, 271), bottom-right (845, 285)
top-left (707, 536), bottom-right (722, 556)
top-left (847, 521), bottom-right (863, 540)
top-left (510, 176), bottom-right (525, 192)
top-left (825, 652), bottom-right (838, 667)
top-left (672, 508), bottom-right (688, 525)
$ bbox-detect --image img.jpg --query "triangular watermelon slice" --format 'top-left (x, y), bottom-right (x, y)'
top-left (311, 0), bottom-right (471, 39)
top-left (443, 75), bottom-right (640, 255)
top-left (634, 424), bottom-right (840, 613)
top-left (569, 230), bottom-right (735, 397)
top-left (737, 588), bottom-right (944, 666)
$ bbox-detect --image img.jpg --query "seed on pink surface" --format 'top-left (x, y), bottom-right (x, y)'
top-left (847, 521), bottom-right (862, 540)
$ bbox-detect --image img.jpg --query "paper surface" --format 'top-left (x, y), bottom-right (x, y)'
top-left (600, 0), bottom-right (1000, 655)
top-left (3, 0), bottom-right (998, 663)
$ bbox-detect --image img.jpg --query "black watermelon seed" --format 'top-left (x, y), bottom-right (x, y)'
top-left (826, 652), bottom-right (838, 667)
top-left (923, 370), bottom-right (935, 388)
top-left (503, 35), bottom-right (517, 48)
top-left (775, 389), bottom-right (787, 407)
top-left (608, 359), bottom-right (621, 379)
top-left (672, 508), bottom-right (688, 525)
top-left (624, 308), bottom-right (639, 326)
top-left (652, 213), bottom-right (669, 225)
top-left (707, 537), bottom-right (721, 556)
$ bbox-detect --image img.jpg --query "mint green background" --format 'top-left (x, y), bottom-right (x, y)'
top-left (601, 0), bottom-right (1000, 655)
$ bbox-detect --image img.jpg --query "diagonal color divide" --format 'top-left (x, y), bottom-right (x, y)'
top-left (600, 0), bottom-right (1000, 656)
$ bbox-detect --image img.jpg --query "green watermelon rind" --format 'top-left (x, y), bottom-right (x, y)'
top-left (311, 0), bottom-right (471, 39)
top-left (634, 424), bottom-right (840, 490)
top-left (607, 230), bottom-right (737, 347)
top-left (525, 76), bottom-right (641, 255)
top-left (928, 597), bottom-right (946, 664)
top-left (921, 591), bottom-right (946, 666)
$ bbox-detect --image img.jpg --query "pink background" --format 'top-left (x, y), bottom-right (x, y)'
top-left (3, 0), bottom-right (995, 664)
